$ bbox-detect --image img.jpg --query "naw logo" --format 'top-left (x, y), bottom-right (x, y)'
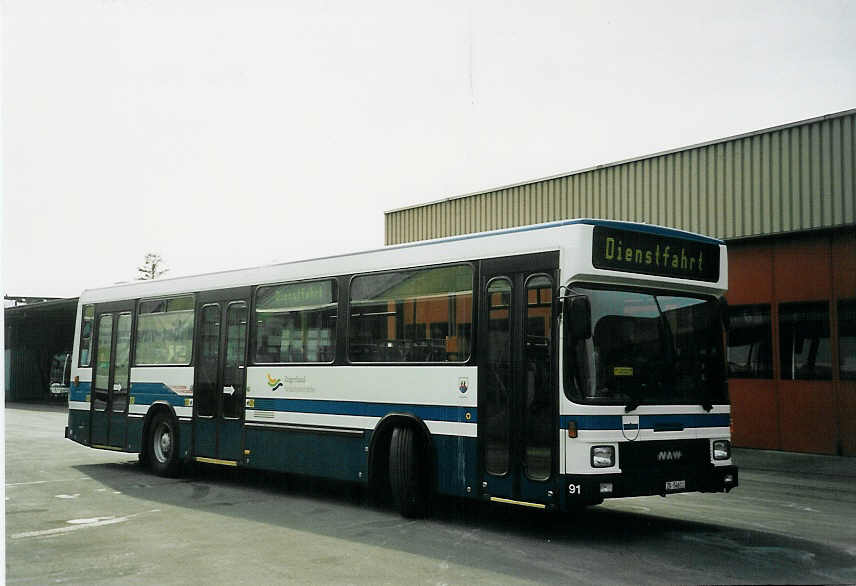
top-left (266, 374), bottom-right (283, 392)
top-left (657, 450), bottom-right (683, 462)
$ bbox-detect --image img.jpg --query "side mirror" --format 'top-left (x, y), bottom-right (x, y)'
top-left (565, 296), bottom-right (591, 341)
top-left (63, 354), bottom-right (72, 387)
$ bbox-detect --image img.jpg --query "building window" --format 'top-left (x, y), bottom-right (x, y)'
top-left (349, 264), bottom-right (473, 363)
top-left (839, 299), bottom-right (856, 380)
top-left (254, 280), bottom-right (337, 363)
top-left (135, 295), bottom-right (195, 365)
top-left (727, 304), bottom-right (773, 378)
top-left (779, 301), bottom-right (831, 380)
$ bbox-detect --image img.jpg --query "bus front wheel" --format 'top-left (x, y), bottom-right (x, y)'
top-left (149, 412), bottom-right (180, 477)
top-left (389, 426), bottom-right (428, 518)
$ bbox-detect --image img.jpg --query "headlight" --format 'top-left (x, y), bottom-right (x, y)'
top-left (591, 445), bottom-right (615, 468)
top-left (713, 439), bottom-right (731, 461)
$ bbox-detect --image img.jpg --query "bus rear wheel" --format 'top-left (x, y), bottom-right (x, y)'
top-left (149, 412), bottom-right (180, 477)
top-left (388, 426), bottom-right (428, 518)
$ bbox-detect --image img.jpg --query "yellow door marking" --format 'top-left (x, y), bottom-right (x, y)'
top-left (489, 497), bottom-right (547, 509)
top-left (194, 457), bottom-right (238, 467)
top-left (91, 444), bottom-right (124, 451)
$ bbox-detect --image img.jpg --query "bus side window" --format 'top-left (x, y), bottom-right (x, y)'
top-left (79, 305), bottom-right (94, 367)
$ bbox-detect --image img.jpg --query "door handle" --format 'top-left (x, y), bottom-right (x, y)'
top-left (223, 386), bottom-right (236, 396)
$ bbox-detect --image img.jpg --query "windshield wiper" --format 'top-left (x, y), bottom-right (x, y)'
top-left (700, 386), bottom-right (713, 412)
top-left (622, 382), bottom-right (643, 412)
top-left (625, 397), bottom-right (640, 412)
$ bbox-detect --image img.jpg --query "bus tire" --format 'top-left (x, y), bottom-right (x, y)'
top-left (149, 412), bottom-right (180, 477)
top-left (389, 426), bottom-right (427, 518)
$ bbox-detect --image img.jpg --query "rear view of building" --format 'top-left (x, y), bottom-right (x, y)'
top-left (385, 109), bottom-right (856, 456)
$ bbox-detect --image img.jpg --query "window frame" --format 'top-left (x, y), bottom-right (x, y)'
top-left (133, 293), bottom-right (196, 367)
top-left (778, 300), bottom-right (832, 381)
top-left (837, 298), bottom-right (856, 381)
top-left (78, 304), bottom-right (95, 367)
top-left (562, 281), bottom-right (726, 406)
top-left (726, 303), bottom-right (774, 379)
top-left (346, 262), bottom-right (476, 365)
top-left (251, 277), bottom-right (339, 366)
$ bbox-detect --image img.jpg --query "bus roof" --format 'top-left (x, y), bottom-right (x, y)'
top-left (79, 219), bottom-right (724, 303)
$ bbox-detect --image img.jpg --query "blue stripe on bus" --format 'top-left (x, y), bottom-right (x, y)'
top-left (130, 382), bottom-right (188, 407)
top-left (70, 381), bottom-right (90, 402)
top-left (70, 381), bottom-right (185, 406)
top-left (249, 397), bottom-right (477, 424)
top-left (560, 413), bottom-right (730, 430)
top-left (79, 380), bottom-right (477, 423)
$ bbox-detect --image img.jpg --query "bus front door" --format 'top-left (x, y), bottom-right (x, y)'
top-left (192, 289), bottom-right (250, 464)
top-left (90, 303), bottom-right (133, 449)
top-left (479, 253), bottom-right (558, 507)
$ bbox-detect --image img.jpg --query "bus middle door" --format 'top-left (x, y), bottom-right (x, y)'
top-left (193, 289), bottom-right (250, 465)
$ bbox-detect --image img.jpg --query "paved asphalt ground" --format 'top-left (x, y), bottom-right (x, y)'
top-left (5, 403), bottom-right (856, 584)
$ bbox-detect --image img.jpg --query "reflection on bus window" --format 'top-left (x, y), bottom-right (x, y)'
top-left (349, 265), bottom-right (473, 363)
top-left (135, 295), bottom-right (195, 365)
top-left (484, 277), bottom-right (512, 477)
top-left (566, 286), bottom-right (726, 407)
top-left (79, 305), bottom-right (94, 367)
top-left (255, 280), bottom-right (337, 363)
top-left (524, 275), bottom-right (553, 481)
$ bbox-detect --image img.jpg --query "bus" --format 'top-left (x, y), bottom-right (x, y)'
top-left (49, 351), bottom-right (72, 400)
top-left (66, 219), bottom-right (737, 516)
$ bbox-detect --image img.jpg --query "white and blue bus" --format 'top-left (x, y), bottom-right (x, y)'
top-left (66, 219), bottom-right (737, 516)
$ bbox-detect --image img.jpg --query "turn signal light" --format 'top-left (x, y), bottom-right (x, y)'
top-left (567, 421), bottom-right (578, 438)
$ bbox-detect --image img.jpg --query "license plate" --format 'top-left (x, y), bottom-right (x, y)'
top-left (665, 480), bottom-right (686, 491)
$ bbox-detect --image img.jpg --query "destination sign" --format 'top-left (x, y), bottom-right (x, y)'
top-left (592, 226), bottom-right (720, 282)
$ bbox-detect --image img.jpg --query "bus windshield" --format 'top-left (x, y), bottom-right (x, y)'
top-left (565, 285), bottom-right (727, 409)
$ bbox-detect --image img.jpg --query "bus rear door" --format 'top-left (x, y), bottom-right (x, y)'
top-left (90, 302), bottom-right (134, 449)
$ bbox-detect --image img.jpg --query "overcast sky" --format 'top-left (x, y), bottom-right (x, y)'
top-left (2, 0), bottom-right (854, 298)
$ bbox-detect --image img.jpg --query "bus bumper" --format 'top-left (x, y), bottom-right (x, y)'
top-left (65, 425), bottom-right (88, 445)
top-left (563, 465), bottom-right (738, 506)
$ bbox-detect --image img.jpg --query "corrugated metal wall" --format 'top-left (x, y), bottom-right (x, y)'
top-left (385, 109), bottom-right (856, 244)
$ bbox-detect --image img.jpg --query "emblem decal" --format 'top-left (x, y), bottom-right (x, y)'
top-left (621, 414), bottom-right (640, 441)
top-left (266, 373), bottom-right (283, 392)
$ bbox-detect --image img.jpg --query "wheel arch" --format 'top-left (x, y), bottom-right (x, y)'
top-left (139, 401), bottom-right (180, 460)
top-left (368, 413), bottom-right (435, 496)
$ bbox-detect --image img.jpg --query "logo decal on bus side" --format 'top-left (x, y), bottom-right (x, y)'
top-left (459, 378), bottom-right (469, 394)
top-left (266, 374), bottom-right (283, 392)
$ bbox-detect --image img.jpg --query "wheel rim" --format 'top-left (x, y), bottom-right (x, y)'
top-left (153, 422), bottom-right (172, 463)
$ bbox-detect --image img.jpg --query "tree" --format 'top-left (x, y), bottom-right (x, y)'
top-left (137, 253), bottom-right (169, 280)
